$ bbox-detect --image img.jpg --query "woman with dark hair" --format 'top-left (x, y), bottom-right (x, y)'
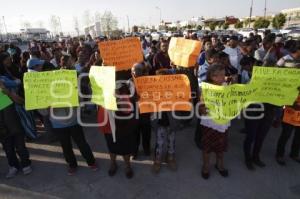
top-left (0, 52), bottom-right (32, 179)
top-left (20, 51), bottom-right (30, 75)
top-left (199, 64), bottom-right (231, 180)
top-left (97, 76), bottom-right (138, 179)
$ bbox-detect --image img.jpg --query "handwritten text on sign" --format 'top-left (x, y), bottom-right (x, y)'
top-left (23, 70), bottom-right (79, 110)
top-left (99, 37), bottom-right (143, 71)
top-left (168, 38), bottom-right (202, 67)
top-left (202, 67), bottom-right (300, 124)
top-left (134, 74), bottom-right (192, 113)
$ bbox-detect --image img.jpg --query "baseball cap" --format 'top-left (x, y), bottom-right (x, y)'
top-left (27, 58), bottom-right (45, 70)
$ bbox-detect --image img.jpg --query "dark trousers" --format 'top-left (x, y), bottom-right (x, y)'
top-left (194, 119), bottom-right (202, 149)
top-left (276, 123), bottom-right (300, 158)
top-left (135, 114), bottom-right (151, 154)
top-left (54, 125), bottom-right (95, 168)
top-left (243, 104), bottom-right (275, 161)
top-left (1, 133), bottom-right (31, 169)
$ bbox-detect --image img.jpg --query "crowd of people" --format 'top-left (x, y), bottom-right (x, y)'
top-left (0, 29), bottom-right (299, 180)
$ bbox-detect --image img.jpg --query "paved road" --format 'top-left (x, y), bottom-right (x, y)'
top-left (0, 116), bottom-right (300, 199)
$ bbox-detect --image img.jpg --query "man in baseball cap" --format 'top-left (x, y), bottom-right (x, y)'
top-left (27, 58), bottom-right (45, 72)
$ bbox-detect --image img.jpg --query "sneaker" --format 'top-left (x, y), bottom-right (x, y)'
top-left (22, 166), bottom-right (33, 175)
top-left (68, 167), bottom-right (77, 176)
top-left (89, 163), bottom-right (99, 172)
top-left (6, 167), bottom-right (18, 179)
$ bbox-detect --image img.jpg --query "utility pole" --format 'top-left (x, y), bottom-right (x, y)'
top-left (249, 0), bottom-right (254, 28)
top-left (58, 16), bottom-right (63, 35)
top-left (2, 16), bottom-right (8, 40)
top-left (264, 0), bottom-right (267, 19)
top-left (155, 6), bottom-right (162, 24)
top-left (127, 15), bottom-right (130, 32)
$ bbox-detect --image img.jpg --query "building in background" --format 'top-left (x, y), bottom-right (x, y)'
top-left (20, 28), bottom-right (50, 41)
top-left (281, 7), bottom-right (300, 27)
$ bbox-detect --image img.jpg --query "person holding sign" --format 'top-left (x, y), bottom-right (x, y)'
top-left (276, 41), bottom-right (300, 165)
top-left (0, 53), bottom-right (32, 179)
top-left (152, 40), bottom-right (171, 75)
top-left (199, 64), bottom-right (230, 180)
top-left (97, 81), bottom-right (138, 179)
top-left (131, 62), bottom-right (152, 158)
top-left (39, 59), bottom-right (97, 176)
top-left (151, 69), bottom-right (179, 174)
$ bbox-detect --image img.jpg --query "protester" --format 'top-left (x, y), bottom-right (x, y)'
top-left (38, 64), bottom-right (97, 176)
top-left (0, 52), bottom-right (32, 179)
top-left (276, 41), bottom-right (300, 165)
top-left (223, 36), bottom-right (242, 76)
top-left (199, 63), bottom-right (230, 179)
top-left (97, 79), bottom-right (138, 179)
top-left (198, 49), bottom-right (219, 84)
top-left (131, 62), bottom-right (152, 158)
top-left (254, 35), bottom-right (277, 66)
top-left (152, 40), bottom-right (171, 73)
top-left (152, 69), bottom-right (178, 174)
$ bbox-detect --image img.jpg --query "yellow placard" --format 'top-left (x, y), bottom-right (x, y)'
top-left (134, 74), bottom-right (192, 113)
top-left (202, 67), bottom-right (300, 124)
top-left (168, 38), bottom-right (202, 67)
top-left (23, 70), bottom-right (79, 110)
top-left (89, 66), bottom-right (117, 110)
top-left (99, 37), bottom-right (144, 71)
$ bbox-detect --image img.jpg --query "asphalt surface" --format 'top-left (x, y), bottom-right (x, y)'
top-left (0, 115), bottom-right (300, 199)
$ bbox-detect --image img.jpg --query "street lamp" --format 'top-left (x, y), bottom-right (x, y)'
top-left (155, 6), bottom-right (162, 24)
top-left (249, 0), bottom-right (254, 28)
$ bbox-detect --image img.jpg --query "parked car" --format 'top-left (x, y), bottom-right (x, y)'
top-left (287, 29), bottom-right (300, 40)
top-left (280, 26), bottom-right (300, 35)
top-left (238, 28), bottom-right (254, 38)
top-left (151, 32), bottom-right (162, 41)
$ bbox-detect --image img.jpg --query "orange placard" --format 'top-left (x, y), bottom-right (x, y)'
top-left (283, 107), bottom-right (300, 126)
top-left (99, 37), bottom-right (144, 71)
top-left (134, 74), bottom-right (192, 113)
top-left (168, 38), bottom-right (202, 67)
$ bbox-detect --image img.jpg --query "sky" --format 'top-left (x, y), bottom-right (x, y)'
top-left (0, 0), bottom-right (299, 34)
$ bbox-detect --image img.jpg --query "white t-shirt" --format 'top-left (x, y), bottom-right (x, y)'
top-left (223, 46), bottom-right (242, 74)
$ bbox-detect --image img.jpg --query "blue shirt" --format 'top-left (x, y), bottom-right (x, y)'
top-left (197, 51), bottom-right (206, 66)
top-left (198, 61), bottom-right (209, 85)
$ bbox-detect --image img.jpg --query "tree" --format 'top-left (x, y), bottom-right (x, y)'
top-left (196, 25), bottom-right (202, 30)
top-left (101, 11), bottom-right (118, 35)
top-left (73, 16), bottom-right (80, 36)
top-left (223, 23), bottom-right (229, 30)
top-left (254, 17), bottom-right (270, 29)
top-left (83, 10), bottom-right (92, 27)
top-left (272, 13), bottom-right (286, 29)
top-left (49, 15), bottom-right (60, 35)
top-left (209, 22), bottom-right (217, 31)
top-left (218, 21), bottom-right (225, 29)
top-left (234, 21), bottom-right (243, 29)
